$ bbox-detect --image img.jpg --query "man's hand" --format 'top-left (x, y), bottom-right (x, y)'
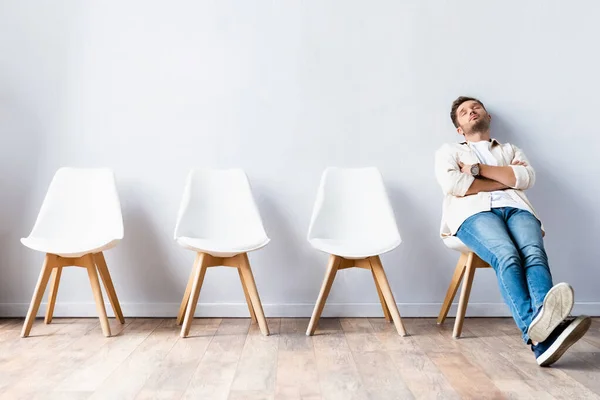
top-left (511, 160), bottom-right (528, 166)
top-left (457, 161), bottom-right (471, 175)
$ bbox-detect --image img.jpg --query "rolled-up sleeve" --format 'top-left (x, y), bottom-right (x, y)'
top-left (510, 145), bottom-right (536, 190)
top-left (435, 145), bottom-right (475, 197)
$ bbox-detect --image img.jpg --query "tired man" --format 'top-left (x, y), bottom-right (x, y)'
top-left (435, 96), bottom-right (591, 366)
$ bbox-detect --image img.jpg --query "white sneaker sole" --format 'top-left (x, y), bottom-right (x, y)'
top-left (527, 282), bottom-right (574, 343)
top-left (537, 315), bottom-right (591, 367)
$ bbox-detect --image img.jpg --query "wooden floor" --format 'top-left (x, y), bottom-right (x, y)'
top-left (0, 317), bottom-right (599, 400)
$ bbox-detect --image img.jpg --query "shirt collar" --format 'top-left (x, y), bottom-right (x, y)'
top-left (461, 138), bottom-right (501, 146)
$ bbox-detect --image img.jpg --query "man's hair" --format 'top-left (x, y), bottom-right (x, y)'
top-left (450, 96), bottom-right (486, 128)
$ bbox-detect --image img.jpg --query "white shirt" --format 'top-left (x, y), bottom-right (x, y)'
top-left (434, 139), bottom-right (542, 237)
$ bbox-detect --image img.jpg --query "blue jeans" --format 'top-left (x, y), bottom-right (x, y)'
top-left (456, 207), bottom-right (553, 343)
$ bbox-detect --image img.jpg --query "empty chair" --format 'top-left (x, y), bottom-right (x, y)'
top-left (306, 167), bottom-right (407, 336)
top-left (436, 236), bottom-right (491, 338)
top-left (174, 168), bottom-right (270, 337)
top-left (21, 167), bottom-right (125, 337)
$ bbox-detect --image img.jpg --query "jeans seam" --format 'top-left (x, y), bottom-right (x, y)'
top-left (521, 246), bottom-right (550, 309)
top-left (460, 229), bottom-right (530, 331)
top-left (525, 272), bottom-right (543, 310)
top-left (497, 266), bottom-right (530, 330)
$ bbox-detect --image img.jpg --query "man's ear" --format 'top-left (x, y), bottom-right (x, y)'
top-left (457, 126), bottom-right (464, 135)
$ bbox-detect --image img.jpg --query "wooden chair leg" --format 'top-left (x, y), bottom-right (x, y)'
top-left (177, 253), bottom-right (201, 326)
top-left (369, 256), bottom-right (407, 336)
top-left (306, 255), bottom-right (340, 336)
top-left (437, 253), bottom-right (468, 325)
top-left (181, 253), bottom-right (209, 338)
top-left (86, 256), bottom-right (111, 337)
top-left (44, 266), bottom-right (63, 324)
top-left (372, 269), bottom-right (392, 322)
top-left (453, 252), bottom-right (477, 338)
top-left (21, 254), bottom-right (55, 337)
top-left (94, 252), bottom-right (125, 324)
top-left (238, 253), bottom-right (269, 336)
top-left (238, 267), bottom-right (257, 323)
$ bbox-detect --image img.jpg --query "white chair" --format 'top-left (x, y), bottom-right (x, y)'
top-left (437, 236), bottom-right (491, 338)
top-left (174, 168), bottom-right (270, 337)
top-left (21, 168), bottom-right (125, 338)
top-left (306, 167), bottom-right (407, 336)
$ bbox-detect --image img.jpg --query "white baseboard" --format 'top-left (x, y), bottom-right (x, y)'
top-left (1, 302), bottom-right (599, 318)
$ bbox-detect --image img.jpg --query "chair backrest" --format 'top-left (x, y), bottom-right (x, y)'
top-left (27, 167), bottom-right (124, 241)
top-left (174, 168), bottom-right (268, 243)
top-left (307, 167), bottom-right (401, 243)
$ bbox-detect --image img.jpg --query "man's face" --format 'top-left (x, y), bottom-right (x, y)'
top-left (456, 100), bottom-right (491, 135)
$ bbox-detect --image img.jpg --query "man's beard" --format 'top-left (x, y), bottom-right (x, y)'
top-left (464, 117), bottom-right (490, 135)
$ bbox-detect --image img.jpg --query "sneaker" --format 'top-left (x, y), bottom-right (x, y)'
top-left (527, 282), bottom-right (574, 343)
top-left (532, 315), bottom-right (591, 367)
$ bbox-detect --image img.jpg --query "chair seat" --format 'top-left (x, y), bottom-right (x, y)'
top-left (442, 236), bottom-right (472, 254)
top-left (176, 236), bottom-right (270, 257)
top-left (308, 238), bottom-right (401, 259)
top-left (20, 237), bottom-right (120, 258)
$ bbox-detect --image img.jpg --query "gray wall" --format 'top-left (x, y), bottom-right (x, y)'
top-left (1, 1), bottom-right (599, 318)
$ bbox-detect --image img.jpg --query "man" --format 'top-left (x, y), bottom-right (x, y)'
top-left (435, 96), bottom-right (591, 367)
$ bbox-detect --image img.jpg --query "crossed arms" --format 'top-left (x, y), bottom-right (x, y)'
top-left (434, 144), bottom-right (536, 198)
top-left (459, 161), bottom-right (524, 196)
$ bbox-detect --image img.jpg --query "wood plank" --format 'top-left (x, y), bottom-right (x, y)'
top-left (0, 388), bottom-right (94, 400)
top-left (278, 318), bottom-right (312, 352)
top-left (449, 318), bottom-right (600, 398)
top-left (427, 351), bottom-right (505, 400)
top-left (182, 319), bottom-right (251, 400)
top-left (537, 323), bottom-right (600, 397)
top-left (438, 323), bottom-right (556, 399)
top-left (404, 318), bottom-right (458, 354)
top-left (229, 318), bottom-right (281, 397)
top-left (90, 319), bottom-right (183, 400)
top-left (582, 320), bottom-right (600, 346)
top-left (314, 350), bottom-right (369, 400)
top-left (493, 380), bottom-right (556, 400)
top-left (135, 318), bottom-right (221, 399)
top-left (311, 317), bottom-right (346, 355)
top-left (464, 318), bottom-right (527, 351)
top-left (0, 318), bottom-right (21, 333)
top-left (497, 334), bottom-right (600, 399)
top-left (228, 391), bottom-right (274, 400)
top-left (369, 318), bottom-right (461, 400)
top-left (438, 324), bottom-right (529, 382)
top-left (7, 318), bottom-right (103, 390)
top-left (352, 351), bottom-right (415, 399)
top-left (312, 318), bottom-right (369, 400)
top-left (339, 318), bottom-right (386, 353)
top-left (419, 321), bottom-right (509, 400)
top-left (500, 349), bottom-right (600, 399)
top-left (55, 319), bottom-right (161, 392)
top-left (556, 358), bottom-right (600, 396)
top-left (0, 318), bottom-right (80, 392)
top-left (275, 318), bottom-right (321, 400)
top-left (341, 318), bottom-right (414, 398)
